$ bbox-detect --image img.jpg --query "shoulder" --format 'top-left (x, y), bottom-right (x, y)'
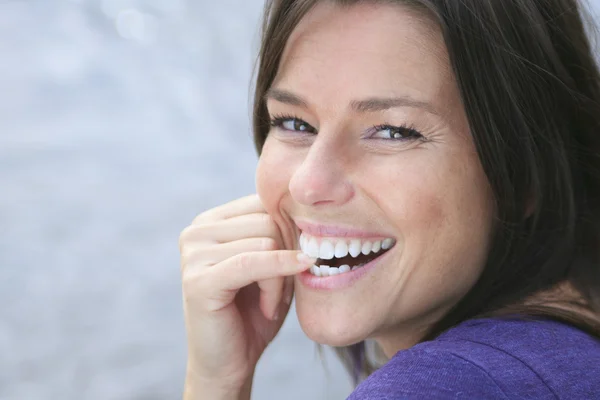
top-left (347, 317), bottom-right (600, 400)
top-left (347, 340), bottom-right (510, 399)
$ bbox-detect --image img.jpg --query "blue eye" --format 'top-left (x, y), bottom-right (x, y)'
top-left (269, 115), bottom-right (316, 134)
top-left (370, 124), bottom-right (423, 141)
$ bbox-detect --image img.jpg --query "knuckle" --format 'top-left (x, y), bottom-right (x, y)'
top-left (179, 245), bottom-right (209, 272)
top-left (178, 227), bottom-right (193, 252)
top-left (181, 246), bottom-right (216, 271)
top-left (179, 224), bottom-right (213, 251)
top-left (179, 248), bottom-right (192, 267)
top-left (182, 269), bottom-right (209, 297)
top-left (181, 272), bottom-right (196, 295)
top-left (191, 211), bottom-right (211, 225)
top-left (180, 252), bottom-right (194, 275)
top-left (181, 271), bottom-right (193, 289)
top-left (179, 239), bottom-right (198, 264)
top-left (179, 224), bottom-right (204, 245)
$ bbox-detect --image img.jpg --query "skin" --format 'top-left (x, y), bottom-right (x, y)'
top-left (256, 2), bottom-right (496, 356)
top-left (180, 195), bottom-right (313, 400)
top-left (180, 3), bottom-right (497, 399)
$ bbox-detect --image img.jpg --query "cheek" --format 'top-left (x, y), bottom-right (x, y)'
top-left (255, 138), bottom-right (294, 213)
top-left (364, 149), bottom-right (493, 282)
top-left (359, 155), bottom-right (447, 228)
top-left (395, 152), bottom-right (493, 282)
top-left (369, 147), bottom-right (491, 227)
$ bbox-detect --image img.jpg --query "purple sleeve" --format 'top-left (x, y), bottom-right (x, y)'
top-left (346, 347), bottom-right (508, 399)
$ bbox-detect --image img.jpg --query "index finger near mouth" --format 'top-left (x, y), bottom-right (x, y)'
top-left (214, 250), bottom-right (312, 291)
top-left (193, 194), bottom-right (265, 224)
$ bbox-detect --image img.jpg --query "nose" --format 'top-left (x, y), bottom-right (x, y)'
top-left (288, 138), bottom-right (354, 207)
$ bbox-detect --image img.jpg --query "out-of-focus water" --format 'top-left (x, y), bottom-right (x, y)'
top-left (0, 1), bottom-right (352, 399)
top-left (4, 1), bottom-right (600, 399)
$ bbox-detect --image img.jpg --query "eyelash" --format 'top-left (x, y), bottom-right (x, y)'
top-left (269, 113), bottom-right (424, 142)
top-left (269, 114), bottom-right (317, 134)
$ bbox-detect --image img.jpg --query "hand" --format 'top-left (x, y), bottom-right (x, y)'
top-left (179, 194), bottom-right (314, 398)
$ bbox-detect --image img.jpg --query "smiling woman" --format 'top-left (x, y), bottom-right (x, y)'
top-left (256, 2), bottom-right (495, 359)
top-left (179, 0), bottom-right (600, 399)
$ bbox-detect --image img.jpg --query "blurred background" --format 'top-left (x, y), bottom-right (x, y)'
top-left (0, 0), bottom-right (353, 399)
top-left (3, 0), bottom-right (600, 399)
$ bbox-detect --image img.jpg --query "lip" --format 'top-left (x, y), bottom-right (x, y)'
top-left (296, 246), bottom-right (394, 291)
top-left (294, 219), bottom-right (394, 239)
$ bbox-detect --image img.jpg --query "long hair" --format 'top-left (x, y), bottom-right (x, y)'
top-left (252, 0), bottom-right (600, 385)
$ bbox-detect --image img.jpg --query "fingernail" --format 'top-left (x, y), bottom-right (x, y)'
top-left (296, 253), bottom-right (316, 264)
top-left (272, 309), bottom-right (280, 321)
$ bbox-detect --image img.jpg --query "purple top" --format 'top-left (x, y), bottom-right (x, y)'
top-left (347, 317), bottom-right (600, 399)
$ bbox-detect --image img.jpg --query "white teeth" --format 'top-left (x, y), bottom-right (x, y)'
top-left (302, 235), bottom-right (308, 251)
top-left (319, 240), bottom-right (335, 260)
top-left (372, 240), bottom-right (381, 253)
top-left (306, 237), bottom-right (320, 258)
top-left (300, 232), bottom-right (396, 277)
top-left (361, 241), bottom-right (372, 255)
top-left (311, 265), bottom-right (321, 277)
top-left (307, 263), bottom-right (367, 276)
top-left (348, 240), bottom-right (362, 257)
top-left (334, 240), bottom-right (349, 258)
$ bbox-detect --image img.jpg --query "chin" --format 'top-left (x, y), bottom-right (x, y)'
top-left (294, 295), bottom-right (373, 347)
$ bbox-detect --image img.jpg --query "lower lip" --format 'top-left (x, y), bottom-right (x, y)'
top-left (297, 248), bottom-right (393, 291)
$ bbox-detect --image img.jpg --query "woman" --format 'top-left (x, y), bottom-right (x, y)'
top-left (179, 0), bottom-right (600, 398)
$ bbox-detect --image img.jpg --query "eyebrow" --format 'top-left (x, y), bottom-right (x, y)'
top-left (265, 88), bottom-right (440, 116)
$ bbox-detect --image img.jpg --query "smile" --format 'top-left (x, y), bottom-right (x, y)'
top-left (299, 232), bottom-right (396, 277)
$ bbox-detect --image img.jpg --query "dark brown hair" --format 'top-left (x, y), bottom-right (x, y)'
top-left (252, 0), bottom-right (600, 385)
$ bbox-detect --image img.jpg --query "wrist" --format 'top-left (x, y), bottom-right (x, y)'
top-left (184, 362), bottom-right (254, 400)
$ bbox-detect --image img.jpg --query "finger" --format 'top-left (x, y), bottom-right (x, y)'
top-left (180, 213), bottom-right (281, 248)
top-left (257, 277), bottom-right (285, 320)
top-left (192, 194), bottom-right (264, 224)
top-left (210, 251), bottom-right (314, 291)
top-left (182, 237), bottom-right (279, 269)
top-left (282, 276), bottom-right (295, 306)
top-left (184, 252), bottom-right (314, 313)
top-left (270, 276), bottom-right (295, 322)
top-left (268, 276), bottom-right (294, 323)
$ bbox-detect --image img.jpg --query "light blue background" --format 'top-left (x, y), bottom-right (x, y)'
top-left (2, 1), bottom-right (599, 399)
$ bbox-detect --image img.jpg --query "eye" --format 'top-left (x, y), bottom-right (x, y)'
top-left (269, 114), bottom-right (317, 134)
top-left (370, 124), bottom-right (423, 141)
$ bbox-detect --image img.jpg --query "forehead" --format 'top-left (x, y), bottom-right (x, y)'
top-left (272, 2), bottom-right (454, 111)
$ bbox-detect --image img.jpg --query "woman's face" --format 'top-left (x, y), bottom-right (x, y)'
top-left (256, 2), bottom-right (495, 355)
